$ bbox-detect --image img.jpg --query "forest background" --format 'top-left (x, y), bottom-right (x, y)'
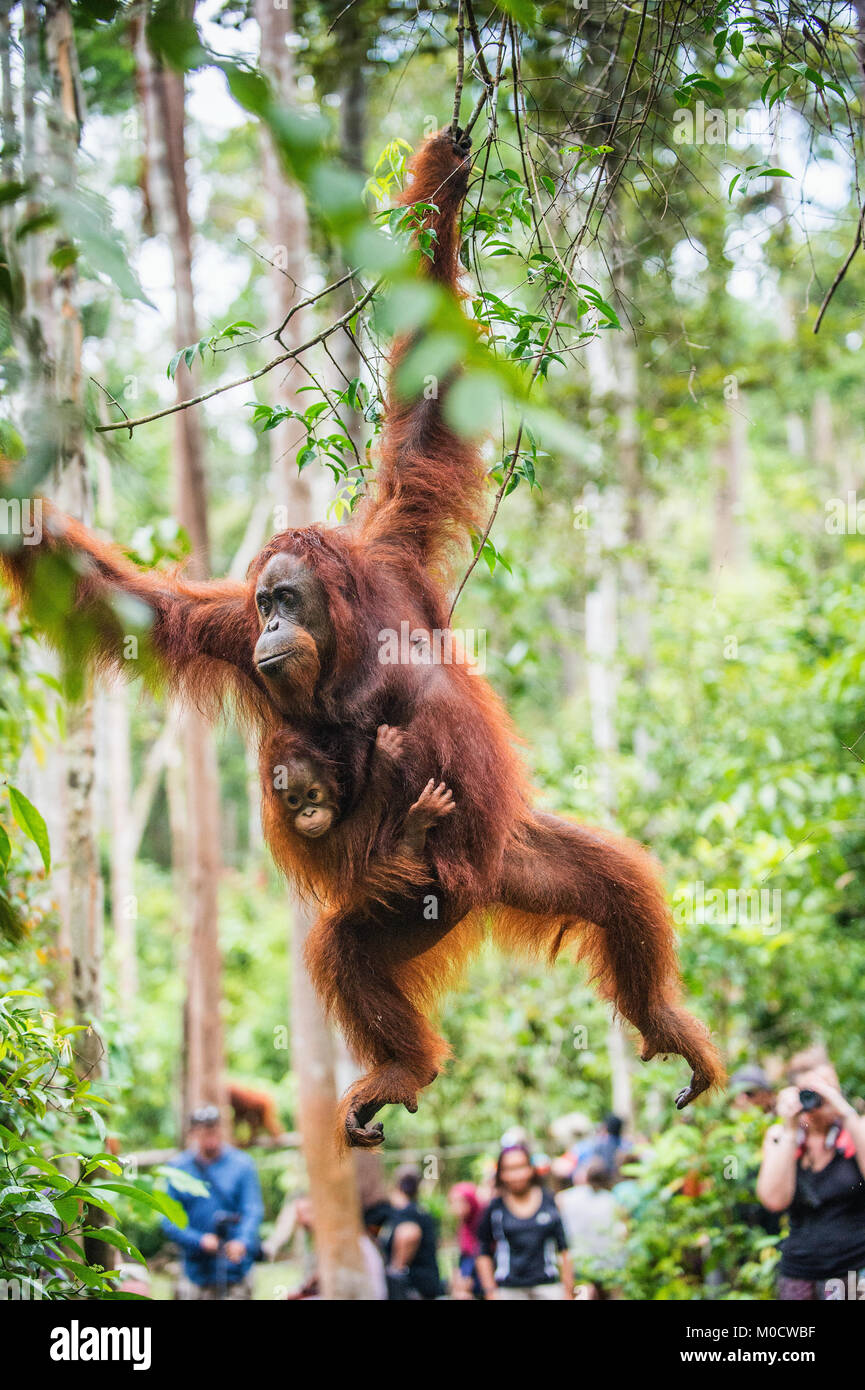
top-left (1, 0), bottom-right (865, 1299)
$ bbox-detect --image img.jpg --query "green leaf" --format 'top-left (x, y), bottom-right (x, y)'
top-left (496, 0), bottom-right (537, 29)
top-left (79, 1226), bottom-right (145, 1265)
top-left (52, 187), bottom-right (153, 306)
top-left (49, 244), bottom-right (79, 273)
top-left (0, 418), bottom-right (25, 461)
top-left (0, 180), bottom-right (29, 206)
top-left (0, 894), bottom-right (28, 941)
top-left (93, 1181), bottom-right (187, 1225)
top-left (0, 824), bottom-right (10, 872)
top-left (7, 787), bottom-right (50, 872)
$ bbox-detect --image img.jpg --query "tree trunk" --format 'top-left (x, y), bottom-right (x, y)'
top-left (44, 0), bottom-right (104, 1086)
top-left (583, 489), bottom-right (633, 1126)
top-left (136, 17), bottom-right (224, 1117)
top-left (711, 394), bottom-right (748, 580)
top-left (42, 0), bottom-right (111, 1268)
top-left (329, 34), bottom-right (368, 463)
top-left (106, 678), bottom-right (137, 1002)
top-left (584, 264), bottom-right (634, 1126)
top-left (258, 0), bottom-right (374, 1298)
top-left (291, 900), bottom-right (377, 1298)
top-left (255, 0), bottom-right (316, 511)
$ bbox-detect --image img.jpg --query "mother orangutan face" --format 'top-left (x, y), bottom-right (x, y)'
top-left (253, 553), bottom-right (334, 702)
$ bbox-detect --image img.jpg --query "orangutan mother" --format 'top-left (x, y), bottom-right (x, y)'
top-left (1, 130), bottom-right (723, 1147)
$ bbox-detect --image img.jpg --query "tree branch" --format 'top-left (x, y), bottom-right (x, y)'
top-left (813, 201), bottom-right (865, 333)
top-left (95, 279), bottom-right (381, 434)
top-left (451, 0), bottom-right (466, 138)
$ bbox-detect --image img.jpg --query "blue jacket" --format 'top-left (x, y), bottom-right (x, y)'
top-left (162, 1145), bottom-right (263, 1286)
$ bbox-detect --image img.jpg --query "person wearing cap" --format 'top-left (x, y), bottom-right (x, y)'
top-left (162, 1105), bottom-right (263, 1300)
top-left (729, 1064), bottom-right (776, 1114)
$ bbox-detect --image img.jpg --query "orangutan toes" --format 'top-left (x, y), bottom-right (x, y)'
top-left (344, 1088), bottom-right (422, 1145)
top-left (675, 1071), bottom-right (712, 1111)
top-left (344, 1097), bottom-right (387, 1147)
top-left (345, 1113), bottom-right (386, 1148)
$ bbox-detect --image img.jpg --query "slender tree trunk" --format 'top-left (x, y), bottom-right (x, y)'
top-left (711, 394), bottom-right (749, 579)
top-left (255, 0), bottom-right (315, 511)
top-left (608, 232), bottom-right (657, 797)
top-left (10, 0), bottom-right (73, 1015)
top-left (41, 0), bottom-right (111, 1268)
top-left (291, 900), bottom-right (376, 1298)
top-left (584, 267), bottom-right (634, 1126)
top-left (583, 487), bottom-right (633, 1125)
top-left (329, 38), bottom-right (368, 463)
top-left (106, 678), bottom-right (137, 1001)
top-left (44, 0), bottom-right (104, 1084)
top-left (258, 0), bottom-right (374, 1298)
top-left (0, 1), bottom-right (14, 187)
top-left (136, 18), bottom-right (224, 1117)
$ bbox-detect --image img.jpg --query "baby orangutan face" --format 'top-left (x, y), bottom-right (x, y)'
top-left (280, 756), bottom-right (339, 839)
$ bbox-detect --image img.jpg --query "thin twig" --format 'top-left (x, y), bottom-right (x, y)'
top-left (95, 279), bottom-right (381, 434)
top-left (90, 377), bottom-right (131, 438)
top-left (510, 19), bottom-right (546, 258)
top-left (326, 0), bottom-right (360, 36)
top-left (448, 421), bottom-right (525, 621)
top-left (448, 296), bottom-right (564, 621)
top-left (813, 201), bottom-right (865, 333)
top-left (451, 0), bottom-right (465, 138)
top-left (464, 0), bottom-right (494, 88)
top-left (237, 236), bottom-right (304, 290)
top-left (449, 0), bottom-right (653, 618)
top-left (465, 14), bottom-right (507, 137)
top-left (275, 268), bottom-right (361, 347)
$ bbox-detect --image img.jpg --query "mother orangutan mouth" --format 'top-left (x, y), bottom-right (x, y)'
top-left (256, 649), bottom-right (299, 670)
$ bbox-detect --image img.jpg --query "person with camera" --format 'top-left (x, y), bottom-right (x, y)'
top-left (756, 1047), bottom-right (865, 1300)
top-left (162, 1105), bottom-right (264, 1300)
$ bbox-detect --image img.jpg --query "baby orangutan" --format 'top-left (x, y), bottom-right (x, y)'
top-left (279, 756), bottom-right (340, 839)
top-left (281, 724), bottom-right (455, 858)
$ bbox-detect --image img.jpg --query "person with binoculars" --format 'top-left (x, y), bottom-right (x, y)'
top-left (757, 1047), bottom-right (865, 1299)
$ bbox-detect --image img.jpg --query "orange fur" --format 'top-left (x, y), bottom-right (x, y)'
top-left (228, 1081), bottom-right (282, 1143)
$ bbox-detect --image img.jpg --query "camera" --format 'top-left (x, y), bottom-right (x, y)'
top-left (798, 1088), bottom-right (822, 1112)
top-left (213, 1211), bottom-right (240, 1243)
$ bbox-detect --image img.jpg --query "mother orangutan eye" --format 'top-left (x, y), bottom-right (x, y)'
top-left (257, 594), bottom-right (271, 615)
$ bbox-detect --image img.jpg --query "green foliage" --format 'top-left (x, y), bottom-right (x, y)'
top-left (0, 990), bottom-right (184, 1299)
top-left (617, 1108), bottom-right (780, 1301)
top-left (167, 321), bottom-right (258, 380)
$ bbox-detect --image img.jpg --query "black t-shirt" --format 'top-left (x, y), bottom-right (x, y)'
top-left (779, 1147), bottom-right (865, 1280)
top-left (381, 1201), bottom-right (442, 1299)
top-left (477, 1190), bottom-right (567, 1288)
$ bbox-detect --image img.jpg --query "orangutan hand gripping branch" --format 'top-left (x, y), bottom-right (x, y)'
top-left (1, 128), bottom-right (724, 1149)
